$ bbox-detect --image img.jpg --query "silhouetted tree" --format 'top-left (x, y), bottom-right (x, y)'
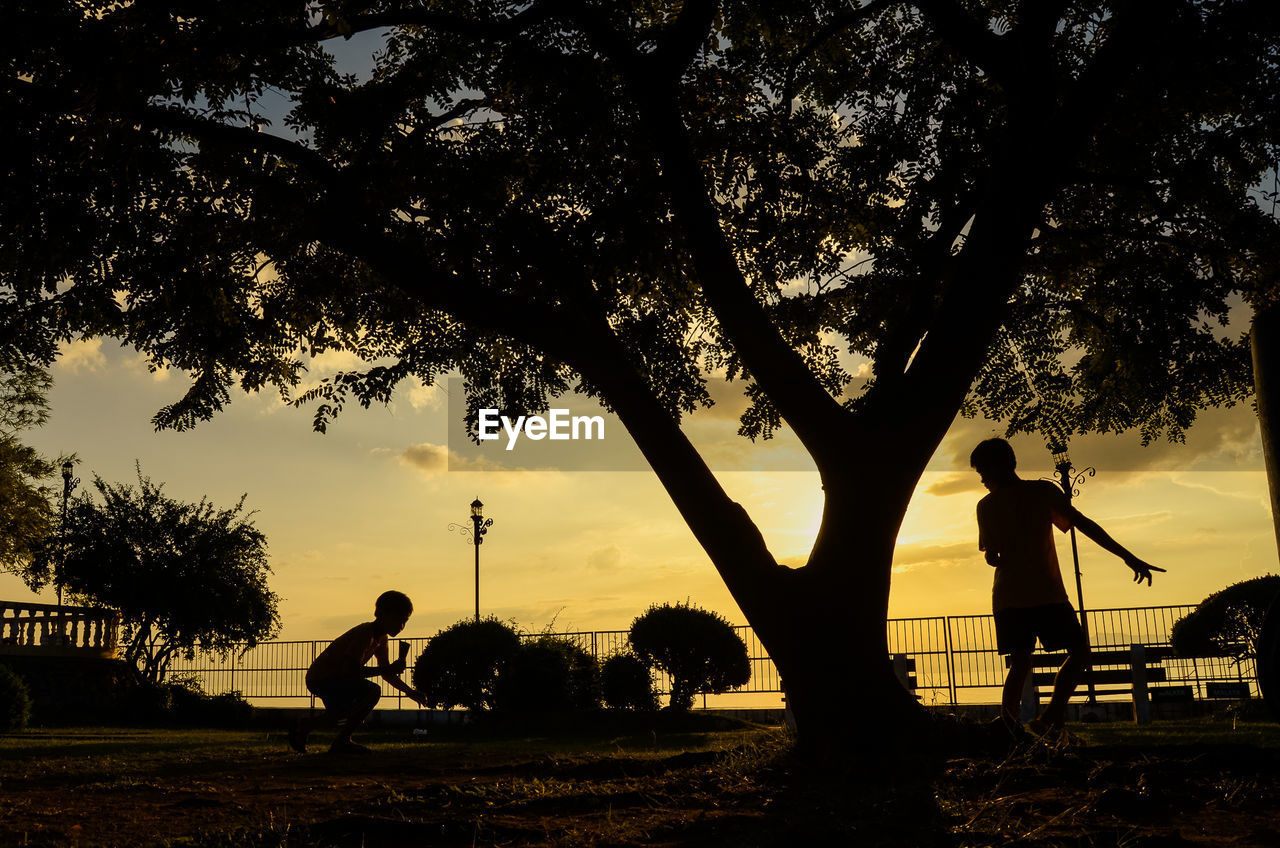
top-left (0, 362), bottom-right (61, 575)
top-left (23, 468), bottom-right (280, 684)
top-left (411, 617), bottom-right (521, 710)
top-left (3, 1), bottom-right (1278, 756)
top-left (630, 602), bottom-right (750, 710)
top-left (1172, 576), bottom-right (1280, 664)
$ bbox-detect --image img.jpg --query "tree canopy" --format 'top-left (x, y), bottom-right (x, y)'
top-left (4, 0), bottom-right (1279, 749)
top-left (24, 468), bottom-right (280, 684)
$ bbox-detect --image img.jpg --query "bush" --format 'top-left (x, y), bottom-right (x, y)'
top-left (602, 653), bottom-right (658, 711)
top-left (0, 664), bottom-right (32, 731)
top-left (1172, 575), bottom-right (1280, 661)
top-left (629, 602), bottom-right (750, 711)
top-left (494, 637), bottom-right (601, 713)
top-left (412, 617), bottom-right (522, 710)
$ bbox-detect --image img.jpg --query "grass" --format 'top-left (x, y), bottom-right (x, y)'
top-left (2, 716), bottom-right (1279, 847)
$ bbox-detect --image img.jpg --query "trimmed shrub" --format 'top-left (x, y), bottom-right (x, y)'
top-left (1172, 575), bottom-right (1280, 661)
top-left (0, 664), bottom-right (32, 731)
top-left (629, 602), bottom-right (750, 711)
top-left (602, 653), bottom-right (659, 711)
top-left (494, 637), bottom-right (601, 713)
top-left (412, 617), bottom-right (522, 710)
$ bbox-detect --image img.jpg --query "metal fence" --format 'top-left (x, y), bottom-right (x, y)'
top-left (166, 605), bottom-right (1258, 709)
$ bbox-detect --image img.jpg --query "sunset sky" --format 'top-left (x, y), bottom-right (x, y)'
top-left (3, 333), bottom-right (1274, 645)
top-left (4, 30), bottom-right (1276, 648)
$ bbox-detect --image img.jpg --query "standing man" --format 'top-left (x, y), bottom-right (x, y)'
top-left (971, 438), bottom-right (1165, 736)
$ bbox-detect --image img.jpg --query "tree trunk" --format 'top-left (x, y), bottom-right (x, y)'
top-left (1253, 298), bottom-right (1280, 721)
top-left (1253, 298), bottom-right (1280, 558)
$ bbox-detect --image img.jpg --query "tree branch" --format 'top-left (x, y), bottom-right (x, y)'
top-left (303, 2), bottom-right (561, 44)
top-left (651, 0), bottom-right (719, 77)
top-left (783, 0), bottom-right (897, 110)
top-left (915, 0), bottom-right (1016, 84)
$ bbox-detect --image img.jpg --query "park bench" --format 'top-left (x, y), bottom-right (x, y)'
top-left (1009, 644), bottom-right (1178, 723)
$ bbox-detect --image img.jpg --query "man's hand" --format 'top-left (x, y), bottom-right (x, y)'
top-left (388, 658), bottom-right (406, 676)
top-left (408, 691), bottom-right (429, 708)
top-left (1125, 555), bottom-right (1166, 586)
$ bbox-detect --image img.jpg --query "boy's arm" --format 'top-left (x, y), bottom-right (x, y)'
top-left (372, 639), bottom-right (429, 705)
top-left (1065, 506), bottom-right (1167, 585)
top-left (976, 501), bottom-right (999, 566)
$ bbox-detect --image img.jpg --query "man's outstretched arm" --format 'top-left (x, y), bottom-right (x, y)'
top-left (1067, 508), bottom-right (1167, 585)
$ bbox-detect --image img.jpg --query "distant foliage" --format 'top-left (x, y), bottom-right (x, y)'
top-left (0, 664), bottom-right (32, 731)
top-left (494, 637), bottom-right (602, 713)
top-left (412, 617), bottom-right (521, 710)
top-left (629, 603), bottom-right (750, 711)
top-left (1172, 576), bottom-right (1280, 662)
top-left (24, 465), bottom-right (280, 685)
top-left (601, 653), bottom-right (658, 712)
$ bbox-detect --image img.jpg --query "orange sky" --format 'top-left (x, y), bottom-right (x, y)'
top-left (3, 337), bottom-right (1275, 645)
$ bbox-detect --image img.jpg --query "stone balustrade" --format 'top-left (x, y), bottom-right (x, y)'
top-left (0, 600), bottom-right (120, 658)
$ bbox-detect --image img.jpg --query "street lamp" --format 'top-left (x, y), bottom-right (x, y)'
top-left (58, 460), bottom-right (79, 611)
top-left (448, 497), bottom-right (494, 621)
top-left (1048, 443), bottom-right (1097, 704)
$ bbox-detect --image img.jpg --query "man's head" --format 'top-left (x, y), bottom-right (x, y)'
top-left (374, 590), bottom-right (414, 635)
top-left (970, 438), bottom-right (1018, 490)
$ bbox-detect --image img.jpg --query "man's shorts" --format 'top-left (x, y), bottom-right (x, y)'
top-left (307, 677), bottom-right (382, 718)
top-left (994, 602), bottom-right (1086, 655)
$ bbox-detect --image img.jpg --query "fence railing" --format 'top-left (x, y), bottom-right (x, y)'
top-left (165, 605), bottom-right (1258, 708)
top-left (0, 601), bottom-right (120, 658)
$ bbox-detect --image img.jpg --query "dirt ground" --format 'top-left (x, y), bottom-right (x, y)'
top-left (1, 717), bottom-right (1279, 847)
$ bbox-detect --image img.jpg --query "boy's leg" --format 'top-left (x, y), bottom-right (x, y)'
top-left (1002, 651), bottom-right (1034, 724)
top-left (331, 680), bottom-right (382, 750)
top-left (1035, 604), bottom-right (1091, 730)
top-left (1039, 643), bottom-right (1090, 728)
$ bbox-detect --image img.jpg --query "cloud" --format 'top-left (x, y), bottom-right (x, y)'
top-left (925, 473), bottom-right (983, 497)
top-left (587, 544), bottom-right (623, 572)
top-left (932, 404), bottom-right (1262, 475)
top-left (891, 541), bottom-right (979, 574)
top-left (399, 442), bottom-right (505, 474)
top-left (404, 377), bottom-right (444, 410)
top-left (57, 338), bottom-right (106, 374)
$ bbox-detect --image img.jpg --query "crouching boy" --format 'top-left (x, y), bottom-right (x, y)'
top-left (289, 590), bottom-right (428, 754)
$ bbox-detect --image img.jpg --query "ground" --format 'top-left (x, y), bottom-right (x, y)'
top-left (1, 715), bottom-right (1279, 847)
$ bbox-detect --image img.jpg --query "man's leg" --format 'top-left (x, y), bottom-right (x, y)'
top-left (1038, 643), bottom-right (1090, 729)
top-left (1002, 651), bottom-right (1033, 725)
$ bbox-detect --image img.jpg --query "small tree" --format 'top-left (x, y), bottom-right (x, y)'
top-left (629, 603), bottom-right (750, 711)
top-left (1172, 576), bottom-right (1280, 664)
top-left (602, 653), bottom-right (659, 712)
top-left (494, 637), bottom-right (602, 713)
top-left (23, 466), bottom-right (280, 684)
top-left (411, 617), bottom-right (521, 710)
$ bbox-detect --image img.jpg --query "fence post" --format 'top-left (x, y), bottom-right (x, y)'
top-left (1131, 644), bottom-right (1151, 724)
top-left (944, 617), bottom-right (957, 707)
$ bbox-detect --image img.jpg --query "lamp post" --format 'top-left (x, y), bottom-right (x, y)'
top-left (1049, 444), bottom-right (1097, 704)
top-left (448, 497), bottom-right (494, 622)
top-left (58, 460), bottom-right (79, 612)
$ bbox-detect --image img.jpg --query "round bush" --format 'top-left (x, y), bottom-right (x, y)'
top-left (1172, 575), bottom-right (1280, 660)
top-left (629, 602), bottom-right (750, 711)
top-left (412, 617), bottom-right (522, 710)
top-left (494, 638), bottom-right (601, 713)
top-left (602, 653), bottom-right (658, 711)
top-left (0, 664), bottom-right (33, 731)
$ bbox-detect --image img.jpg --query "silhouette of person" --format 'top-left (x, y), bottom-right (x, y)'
top-left (970, 438), bottom-right (1164, 736)
top-left (288, 590), bottom-right (428, 754)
